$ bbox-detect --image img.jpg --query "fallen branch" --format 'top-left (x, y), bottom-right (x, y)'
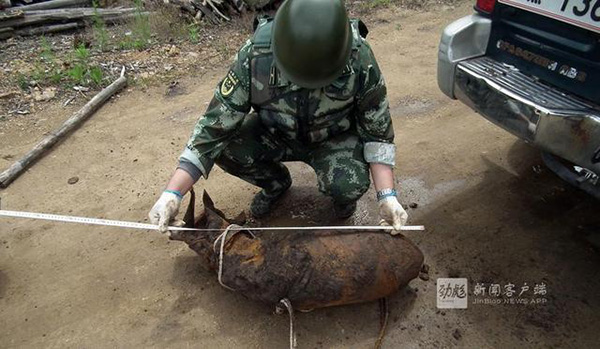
top-left (205, 0), bottom-right (229, 21)
top-left (13, 21), bottom-right (82, 37)
top-left (0, 26), bottom-right (12, 39)
top-left (0, 8), bottom-right (137, 29)
top-left (10, 0), bottom-right (92, 11)
top-left (0, 68), bottom-right (127, 188)
top-left (190, 0), bottom-right (219, 24)
top-left (0, 10), bottom-right (24, 21)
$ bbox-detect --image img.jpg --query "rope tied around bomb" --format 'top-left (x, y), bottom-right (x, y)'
top-left (212, 223), bottom-right (248, 291)
top-left (212, 225), bottom-right (297, 348)
top-left (212, 224), bottom-right (237, 290)
top-left (276, 298), bottom-right (297, 349)
top-left (211, 223), bottom-right (389, 349)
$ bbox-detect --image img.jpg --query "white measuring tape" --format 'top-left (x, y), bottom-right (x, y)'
top-left (0, 209), bottom-right (425, 232)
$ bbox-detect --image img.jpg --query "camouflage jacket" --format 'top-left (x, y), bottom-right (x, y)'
top-left (180, 18), bottom-right (395, 178)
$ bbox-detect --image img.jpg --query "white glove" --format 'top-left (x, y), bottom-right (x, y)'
top-left (378, 196), bottom-right (408, 235)
top-left (149, 191), bottom-right (183, 234)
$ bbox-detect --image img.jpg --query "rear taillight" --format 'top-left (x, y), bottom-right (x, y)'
top-left (476, 0), bottom-right (496, 13)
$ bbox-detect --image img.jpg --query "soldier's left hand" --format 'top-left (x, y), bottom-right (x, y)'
top-left (378, 196), bottom-right (408, 234)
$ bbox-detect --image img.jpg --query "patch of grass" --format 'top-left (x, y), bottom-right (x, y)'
top-left (67, 44), bottom-right (103, 86)
top-left (92, 0), bottom-right (109, 51)
top-left (118, 0), bottom-right (152, 50)
top-left (67, 64), bottom-right (86, 84)
top-left (17, 74), bottom-right (29, 91)
top-left (50, 70), bottom-right (63, 84)
top-left (74, 44), bottom-right (90, 61)
top-left (130, 0), bottom-right (151, 50)
top-left (32, 37), bottom-right (68, 86)
top-left (188, 23), bottom-right (200, 43)
top-left (40, 37), bottom-right (55, 63)
top-left (89, 66), bottom-right (103, 86)
top-left (31, 64), bottom-right (48, 83)
top-left (13, 37), bottom-right (106, 91)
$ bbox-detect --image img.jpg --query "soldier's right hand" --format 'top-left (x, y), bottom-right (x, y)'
top-left (149, 190), bottom-right (184, 234)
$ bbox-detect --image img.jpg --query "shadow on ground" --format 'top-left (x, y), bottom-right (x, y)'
top-left (400, 140), bottom-right (600, 347)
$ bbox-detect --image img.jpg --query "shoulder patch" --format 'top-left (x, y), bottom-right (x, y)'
top-left (220, 71), bottom-right (240, 97)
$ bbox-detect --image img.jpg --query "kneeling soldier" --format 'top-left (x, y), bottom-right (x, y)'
top-left (150, 0), bottom-right (408, 232)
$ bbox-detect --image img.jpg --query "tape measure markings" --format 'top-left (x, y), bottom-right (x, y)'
top-left (0, 210), bottom-right (424, 232)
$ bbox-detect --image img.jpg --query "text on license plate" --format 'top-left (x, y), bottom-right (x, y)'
top-left (498, 0), bottom-right (600, 34)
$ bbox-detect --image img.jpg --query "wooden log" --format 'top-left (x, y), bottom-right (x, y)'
top-left (0, 26), bottom-right (13, 39)
top-left (13, 22), bottom-right (82, 36)
top-left (0, 0), bottom-right (11, 10)
top-left (0, 68), bottom-right (127, 188)
top-left (205, 0), bottom-right (229, 21)
top-left (11, 0), bottom-right (92, 11)
top-left (0, 10), bottom-right (24, 21)
top-left (0, 8), bottom-right (136, 29)
top-left (190, 0), bottom-right (218, 24)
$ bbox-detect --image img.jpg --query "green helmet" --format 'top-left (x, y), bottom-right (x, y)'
top-left (272, 0), bottom-right (352, 89)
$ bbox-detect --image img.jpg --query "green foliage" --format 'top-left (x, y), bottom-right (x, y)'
top-left (31, 40), bottom-right (65, 85)
top-left (50, 70), bottom-right (63, 84)
top-left (14, 34), bottom-right (106, 91)
top-left (188, 23), bottom-right (200, 43)
top-left (17, 73), bottom-right (29, 91)
top-left (66, 44), bottom-right (103, 86)
top-left (40, 37), bottom-right (55, 63)
top-left (92, 0), bottom-right (109, 51)
top-left (89, 66), bottom-right (103, 86)
top-left (31, 65), bottom-right (48, 83)
top-left (67, 64), bottom-right (86, 84)
top-left (128, 0), bottom-right (151, 50)
top-left (74, 44), bottom-right (90, 61)
top-left (118, 40), bottom-right (130, 50)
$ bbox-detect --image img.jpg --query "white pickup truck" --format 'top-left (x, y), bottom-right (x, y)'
top-left (438, 0), bottom-right (600, 198)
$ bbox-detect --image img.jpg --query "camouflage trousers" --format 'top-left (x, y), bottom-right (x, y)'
top-left (215, 114), bottom-right (371, 204)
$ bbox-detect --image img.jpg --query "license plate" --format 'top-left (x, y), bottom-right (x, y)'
top-left (498, 0), bottom-right (600, 34)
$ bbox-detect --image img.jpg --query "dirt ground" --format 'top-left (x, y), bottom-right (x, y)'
top-left (1, 2), bottom-right (599, 348)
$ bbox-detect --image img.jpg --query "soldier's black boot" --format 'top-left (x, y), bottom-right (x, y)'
top-left (333, 200), bottom-right (357, 219)
top-left (250, 181), bottom-right (292, 218)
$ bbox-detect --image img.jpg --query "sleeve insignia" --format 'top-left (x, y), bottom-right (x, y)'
top-left (220, 71), bottom-right (240, 97)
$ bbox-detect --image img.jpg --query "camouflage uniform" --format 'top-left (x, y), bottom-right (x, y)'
top-left (179, 18), bottom-right (395, 205)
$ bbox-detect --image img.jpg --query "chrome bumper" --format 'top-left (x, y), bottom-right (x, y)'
top-left (437, 14), bottom-right (492, 98)
top-left (455, 57), bottom-right (600, 173)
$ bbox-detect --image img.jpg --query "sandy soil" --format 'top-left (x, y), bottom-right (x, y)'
top-left (1, 2), bottom-right (599, 348)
